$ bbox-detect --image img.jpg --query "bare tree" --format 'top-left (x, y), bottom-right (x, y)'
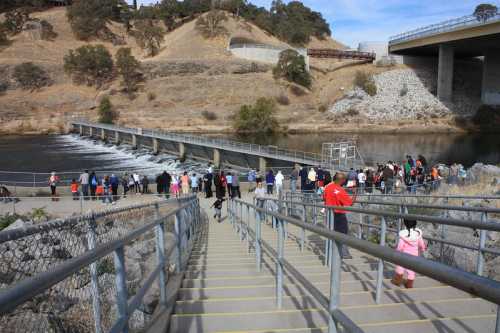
top-left (195, 10), bottom-right (228, 38)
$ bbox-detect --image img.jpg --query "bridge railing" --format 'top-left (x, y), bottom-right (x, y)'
top-left (229, 197), bottom-right (500, 332)
top-left (72, 120), bottom-right (329, 166)
top-left (389, 13), bottom-right (500, 45)
top-left (0, 195), bottom-right (201, 333)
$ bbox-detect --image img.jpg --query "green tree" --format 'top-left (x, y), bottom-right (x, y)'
top-left (195, 10), bottom-right (228, 38)
top-left (3, 9), bottom-right (30, 34)
top-left (115, 47), bottom-right (141, 97)
top-left (66, 0), bottom-right (127, 40)
top-left (13, 62), bottom-right (51, 91)
top-left (233, 97), bottom-right (279, 134)
top-left (273, 49), bottom-right (311, 88)
top-left (98, 96), bottom-right (118, 124)
top-left (63, 45), bottom-right (114, 87)
top-left (473, 4), bottom-right (498, 21)
top-left (133, 19), bottom-right (165, 57)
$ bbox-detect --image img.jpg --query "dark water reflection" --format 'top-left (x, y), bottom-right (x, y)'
top-left (215, 133), bottom-right (500, 167)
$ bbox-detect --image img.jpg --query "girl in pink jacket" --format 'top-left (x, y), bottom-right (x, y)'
top-left (391, 219), bottom-right (426, 289)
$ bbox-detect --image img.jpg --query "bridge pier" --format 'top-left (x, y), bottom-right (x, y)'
top-left (115, 131), bottom-right (120, 143)
top-left (179, 143), bottom-right (186, 160)
top-left (89, 127), bottom-right (93, 137)
top-left (213, 149), bottom-right (221, 169)
top-left (437, 44), bottom-right (454, 102)
top-left (259, 157), bottom-right (267, 175)
top-left (482, 49), bottom-right (500, 105)
top-left (132, 134), bottom-right (137, 149)
top-left (79, 125), bottom-right (83, 136)
top-left (153, 138), bottom-right (159, 154)
top-left (100, 128), bottom-right (105, 141)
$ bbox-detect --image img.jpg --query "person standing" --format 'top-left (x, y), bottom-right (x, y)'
top-left (110, 174), bottom-right (119, 200)
top-left (299, 166), bottom-right (308, 193)
top-left (133, 173), bottom-right (141, 194)
top-left (190, 173), bottom-right (199, 194)
top-left (156, 173), bottom-right (163, 195)
top-left (163, 171), bottom-right (172, 198)
top-left (266, 170), bottom-right (275, 195)
top-left (323, 172), bottom-right (354, 259)
top-left (181, 171), bottom-right (190, 195)
top-left (290, 167), bottom-right (298, 193)
top-left (79, 170), bottom-right (89, 200)
top-left (141, 175), bottom-right (149, 194)
top-left (214, 171), bottom-right (225, 199)
top-left (90, 171), bottom-right (98, 200)
top-left (122, 173), bottom-right (129, 198)
top-left (254, 181), bottom-right (266, 221)
top-left (357, 169), bottom-right (366, 194)
top-left (231, 171), bottom-right (241, 199)
top-left (203, 172), bottom-right (213, 198)
top-left (48, 172), bottom-right (59, 202)
top-left (71, 179), bottom-right (79, 201)
top-left (171, 174), bottom-right (180, 198)
top-left (275, 170), bottom-right (284, 198)
top-left (226, 172), bottom-right (233, 198)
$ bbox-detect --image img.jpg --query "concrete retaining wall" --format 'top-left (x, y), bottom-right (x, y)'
top-left (228, 42), bottom-right (309, 70)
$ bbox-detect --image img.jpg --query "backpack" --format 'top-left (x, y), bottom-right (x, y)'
top-left (91, 177), bottom-right (97, 186)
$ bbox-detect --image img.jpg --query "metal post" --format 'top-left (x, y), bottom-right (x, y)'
top-left (174, 212), bottom-right (182, 273)
top-left (325, 208), bottom-right (333, 267)
top-left (396, 205), bottom-right (404, 244)
top-left (276, 218), bottom-right (284, 309)
top-left (239, 202), bottom-right (244, 241)
top-left (113, 246), bottom-right (129, 333)
top-left (247, 205), bottom-right (251, 253)
top-left (477, 212), bottom-right (487, 276)
top-left (358, 203), bottom-right (363, 239)
top-left (155, 204), bottom-right (167, 306)
top-left (440, 198), bottom-right (448, 262)
top-left (300, 204), bottom-right (306, 252)
top-left (86, 213), bottom-right (102, 333)
top-left (328, 238), bottom-right (342, 333)
top-left (255, 206), bottom-right (262, 272)
top-left (495, 305), bottom-right (500, 333)
top-left (375, 216), bottom-right (387, 304)
top-left (80, 195), bottom-right (84, 214)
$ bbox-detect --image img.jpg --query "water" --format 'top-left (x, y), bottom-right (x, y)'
top-left (0, 134), bottom-right (205, 185)
top-left (223, 132), bottom-right (500, 167)
top-left (0, 132), bottom-right (498, 185)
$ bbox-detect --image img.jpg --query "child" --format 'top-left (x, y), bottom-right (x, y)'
top-left (211, 198), bottom-right (225, 223)
top-left (71, 179), bottom-right (79, 201)
top-left (392, 219), bottom-right (426, 289)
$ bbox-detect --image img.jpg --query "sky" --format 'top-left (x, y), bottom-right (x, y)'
top-left (129, 0), bottom-right (500, 47)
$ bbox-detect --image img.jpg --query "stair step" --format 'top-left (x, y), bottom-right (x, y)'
top-left (177, 277), bottom-right (443, 301)
top-left (171, 298), bottom-right (494, 333)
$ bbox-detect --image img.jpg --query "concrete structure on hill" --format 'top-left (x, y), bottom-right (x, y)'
top-left (358, 41), bottom-right (403, 64)
top-left (389, 13), bottom-right (500, 105)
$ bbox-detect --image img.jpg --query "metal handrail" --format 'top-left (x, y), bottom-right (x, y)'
top-left (230, 198), bottom-right (500, 333)
top-left (71, 120), bottom-right (328, 166)
top-left (389, 13), bottom-right (500, 44)
top-left (0, 196), bottom-right (201, 333)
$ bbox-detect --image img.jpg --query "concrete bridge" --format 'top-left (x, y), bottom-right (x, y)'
top-left (71, 121), bottom-right (360, 172)
top-left (72, 121), bottom-right (320, 172)
top-left (389, 13), bottom-right (500, 105)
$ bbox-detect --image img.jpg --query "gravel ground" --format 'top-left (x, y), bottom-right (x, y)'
top-left (329, 69), bottom-right (479, 120)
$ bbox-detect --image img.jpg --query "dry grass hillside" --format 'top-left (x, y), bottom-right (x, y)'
top-left (0, 7), bottom-right (412, 135)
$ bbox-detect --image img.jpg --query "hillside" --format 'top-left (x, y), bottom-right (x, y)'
top-left (0, 8), bottom-right (469, 135)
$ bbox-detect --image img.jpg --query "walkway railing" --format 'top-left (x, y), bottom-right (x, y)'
top-left (389, 13), bottom-right (500, 45)
top-left (71, 120), bottom-right (330, 167)
top-left (228, 197), bottom-right (500, 333)
top-left (0, 195), bottom-right (201, 333)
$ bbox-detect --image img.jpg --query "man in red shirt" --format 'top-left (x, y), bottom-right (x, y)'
top-left (323, 172), bottom-right (354, 259)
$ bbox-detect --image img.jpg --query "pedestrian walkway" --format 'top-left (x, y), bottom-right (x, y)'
top-left (168, 197), bottom-right (497, 332)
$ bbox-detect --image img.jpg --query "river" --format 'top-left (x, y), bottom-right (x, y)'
top-left (0, 132), bottom-right (499, 185)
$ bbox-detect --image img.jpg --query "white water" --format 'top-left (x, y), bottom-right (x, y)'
top-left (54, 134), bottom-right (207, 177)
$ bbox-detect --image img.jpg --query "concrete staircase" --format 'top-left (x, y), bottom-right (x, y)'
top-left (169, 205), bottom-right (497, 333)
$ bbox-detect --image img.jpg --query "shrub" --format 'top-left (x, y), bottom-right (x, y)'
top-left (201, 110), bottom-right (217, 121)
top-left (345, 107), bottom-right (359, 117)
top-left (273, 49), bottom-right (311, 88)
top-left (354, 70), bottom-right (377, 96)
top-left (290, 85), bottom-right (307, 96)
top-left (275, 94), bottom-right (290, 105)
top-left (0, 81), bottom-right (8, 94)
top-left (3, 9), bottom-right (30, 34)
top-left (318, 104), bottom-right (327, 113)
top-left (400, 83), bottom-right (408, 97)
top-left (0, 214), bottom-right (22, 231)
top-left (64, 45), bottom-right (114, 87)
top-left (133, 19), bottom-right (165, 57)
top-left (13, 62), bottom-right (51, 91)
top-left (98, 96), bottom-right (118, 124)
top-left (115, 47), bottom-right (141, 97)
top-left (147, 92), bottom-right (156, 101)
top-left (473, 4), bottom-right (498, 22)
top-left (0, 28), bottom-right (8, 45)
top-left (233, 97), bottom-right (279, 134)
top-left (40, 20), bottom-right (57, 40)
top-left (195, 10), bottom-right (228, 38)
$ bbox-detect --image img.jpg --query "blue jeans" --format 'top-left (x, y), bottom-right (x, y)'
top-left (290, 179), bottom-right (297, 193)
